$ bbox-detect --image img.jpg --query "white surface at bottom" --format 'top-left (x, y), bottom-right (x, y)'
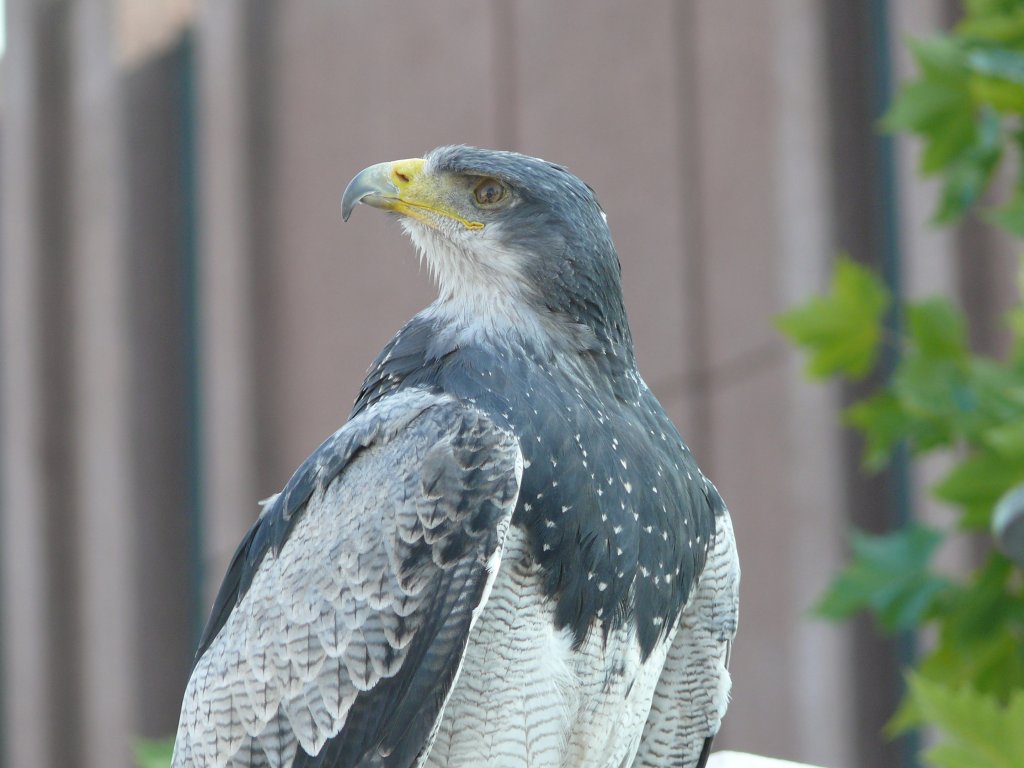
top-left (708, 751), bottom-right (827, 768)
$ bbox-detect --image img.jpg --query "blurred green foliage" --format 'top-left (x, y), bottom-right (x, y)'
top-left (778, 1), bottom-right (1024, 764)
top-left (135, 738), bottom-right (174, 768)
top-left (907, 673), bottom-right (1024, 768)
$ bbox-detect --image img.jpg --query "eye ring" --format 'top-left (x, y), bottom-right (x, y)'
top-left (473, 177), bottom-right (507, 207)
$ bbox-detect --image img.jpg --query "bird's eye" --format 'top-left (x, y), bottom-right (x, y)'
top-left (473, 177), bottom-right (507, 207)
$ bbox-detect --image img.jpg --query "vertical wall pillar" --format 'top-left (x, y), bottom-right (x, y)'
top-left (67, 2), bottom-right (139, 765)
top-left (0, 2), bottom-right (72, 765)
top-left (194, 0), bottom-right (264, 607)
top-left (774, 3), bottom-right (855, 763)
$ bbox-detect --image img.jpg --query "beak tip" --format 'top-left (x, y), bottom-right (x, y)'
top-left (340, 186), bottom-right (364, 223)
top-left (341, 161), bottom-right (398, 223)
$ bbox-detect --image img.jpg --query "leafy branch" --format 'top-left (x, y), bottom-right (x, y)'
top-left (778, 1), bottom-right (1024, 764)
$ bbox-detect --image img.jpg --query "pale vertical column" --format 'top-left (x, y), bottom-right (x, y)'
top-left (0, 3), bottom-right (57, 766)
top-left (195, 0), bottom-right (261, 604)
top-left (774, 2), bottom-right (853, 766)
top-left (68, 2), bottom-right (138, 765)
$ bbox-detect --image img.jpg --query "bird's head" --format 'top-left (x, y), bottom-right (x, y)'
top-left (342, 146), bottom-right (630, 353)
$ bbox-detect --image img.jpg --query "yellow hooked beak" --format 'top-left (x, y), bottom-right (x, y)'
top-left (341, 158), bottom-right (484, 230)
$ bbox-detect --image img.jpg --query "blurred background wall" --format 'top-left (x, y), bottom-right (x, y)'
top-left (0, 1), bottom-right (1014, 767)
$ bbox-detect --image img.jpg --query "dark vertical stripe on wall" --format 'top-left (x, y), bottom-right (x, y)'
top-left (869, 0), bottom-right (913, 531)
top-left (178, 31), bottom-right (206, 653)
top-left (824, 2), bottom-right (916, 767)
top-left (866, 5), bottom-right (919, 764)
top-left (244, 1), bottom-right (279, 491)
top-left (123, 33), bottom-right (197, 734)
top-left (34, 5), bottom-right (83, 766)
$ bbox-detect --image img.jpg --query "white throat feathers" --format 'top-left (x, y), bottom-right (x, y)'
top-left (402, 218), bottom-right (594, 355)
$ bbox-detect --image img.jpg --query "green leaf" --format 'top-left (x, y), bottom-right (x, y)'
top-left (984, 418), bottom-right (1024, 457)
top-left (927, 743), bottom-right (1002, 768)
top-left (893, 619), bottom-right (1024, 734)
top-left (934, 153), bottom-right (1002, 223)
top-left (889, 354), bottom-right (973, 447)
top-left (939, 554), bottom-right (1024, 662)
top-left (884, 302), bottom-right (973, 444)
top-left (882, 81), bottom-right (970, 135)
top-left (908, 37), bottom-right (969, 83)
top-left (932, 109), bottom-right (1003, 223)
top-left (135, 738), bottom-right (173, 768)
top-left (892, 355), bottom-right (970, 419)
top-left (775, 257), bottom-right (890, 380)
top-left (967, 359), bottom-right (1024, 431)
top-left (844, 393), bottom-right (910, 470)
top-left (921, 108), bottom-right (977, 173)
top-left (970, 75), bottom-right (1024, 112)
top-left (908, 674), bottom-right (1024, 768)
top-left (908, 299), bottom-right (968, 359)
top-left (958, 8), bottom-right (1024, 45)
top-left (933, 452), bottom-right (1024, 527)
top-left (1010, 308), bottom-right (1024, 365)
top-left (887, 553), bottom-right (1024, 738)
top-left (814, 524), bottom-right (950, 632)
top-left (883, 38), bottom-right (976, 179)
top-left (968, 48), bottom-right (1024, 85)
top-left (986, 186), bottom-right (1024, 235)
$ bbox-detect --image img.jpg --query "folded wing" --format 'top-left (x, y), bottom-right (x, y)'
top-left (172, 389), bottom-right (523, 768)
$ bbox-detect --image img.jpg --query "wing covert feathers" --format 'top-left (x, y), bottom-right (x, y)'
top-left (172, 390), bottom-right (522, 768)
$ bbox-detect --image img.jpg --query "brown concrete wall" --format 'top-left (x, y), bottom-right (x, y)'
top-left (0, 2), bottom-right (964, 767)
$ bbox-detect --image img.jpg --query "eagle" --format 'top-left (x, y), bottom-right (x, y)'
top-left (172, 146), bottom-right (740, 768)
